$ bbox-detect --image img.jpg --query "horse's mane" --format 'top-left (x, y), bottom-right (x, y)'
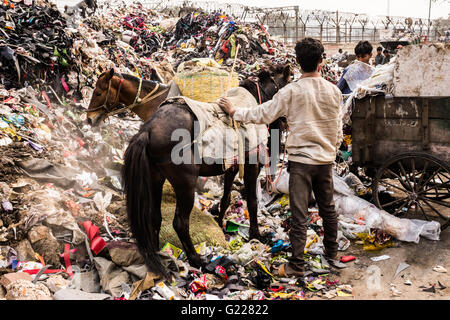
top-left (98, 71), bottom-right (161, 88)
top-left (120, 73), bottom-right (160, 86)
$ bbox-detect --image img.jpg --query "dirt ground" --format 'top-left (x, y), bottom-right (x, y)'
top-left (317, 227), bottom-right (449, 300)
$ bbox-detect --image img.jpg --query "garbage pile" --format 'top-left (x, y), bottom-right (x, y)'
top-left (0, 1), bottom-right (75, 91)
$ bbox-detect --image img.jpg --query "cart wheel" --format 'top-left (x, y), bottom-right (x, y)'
top-left (372, 152), bottom-right (450, 230)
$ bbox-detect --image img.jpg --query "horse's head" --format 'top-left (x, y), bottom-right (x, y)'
top-left (240, 64), bottom-right (291, 103)
top-left (86, 68), bottom-right (122, 126)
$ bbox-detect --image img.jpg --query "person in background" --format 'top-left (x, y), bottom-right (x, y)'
top-left (337, 41), bottom-right (374, 94)
top-left (382, 49), bottom-right (391, 65)
top-left (374, 46), bottom-right (384, 66)
top-left (218, 38), bottom-right (346, 277)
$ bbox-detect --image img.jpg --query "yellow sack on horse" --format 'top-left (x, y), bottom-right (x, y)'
top-left (173, 58), bottom-right (239, 103)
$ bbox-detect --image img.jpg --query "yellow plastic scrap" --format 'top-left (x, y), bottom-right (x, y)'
top-left (270, 292), bottom-right (296, 300)
top-left (344, 135), bottom-right (352, 146)
top-left (356, 232), bottom-right (394, 251)
top-left (306, 278), bottom-right (326, 291)
top-left (336, 285), bottom-right (353, 297)
top-left (255, 260), bottom-right (274, 278)
top-left (304, 232), bottom-right (319, 254)
top-left (195, 242), bottom-right (208, 255)
top-left (3, 127), bottom-right (21, 141)
top-left (278, 195), bottom-right (290, 207)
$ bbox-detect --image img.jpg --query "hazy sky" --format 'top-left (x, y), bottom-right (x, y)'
top-left (219, 0), bottom-right (450, 19)
top-left (55, 0), bottom-right (450, 19)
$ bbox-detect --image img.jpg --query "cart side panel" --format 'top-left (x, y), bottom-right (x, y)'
top-left (351, 95), bottom-right (450, 167)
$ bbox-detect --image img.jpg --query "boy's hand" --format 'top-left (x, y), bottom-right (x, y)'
top-left (218, 97), bottom-right (236, 117)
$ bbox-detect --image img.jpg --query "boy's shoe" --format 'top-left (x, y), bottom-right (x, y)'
top-left (321, 254), bottom-right (348, 269)
top-left (274, 263), bottom-right (305, 278)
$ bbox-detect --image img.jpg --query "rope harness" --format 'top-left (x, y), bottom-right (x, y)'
top-left (88, 75), bottom-right (168, 118)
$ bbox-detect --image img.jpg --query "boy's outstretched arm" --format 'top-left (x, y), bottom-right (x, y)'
top-left (218, 86), bottom-right (291, 125)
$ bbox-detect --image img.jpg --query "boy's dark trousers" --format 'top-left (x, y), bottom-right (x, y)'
top-left (287, 161), bottom-right (339, 271)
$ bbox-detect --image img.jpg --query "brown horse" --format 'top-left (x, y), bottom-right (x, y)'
top-left (86, 71), bottom-right (170, 126)
top-left (86, 66), bottom-right (291, 278)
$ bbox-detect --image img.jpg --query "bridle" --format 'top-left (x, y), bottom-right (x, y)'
top-left (88, 74), bottom-right (168, 118)
top-left (248, 75), bottom-right (280, 104)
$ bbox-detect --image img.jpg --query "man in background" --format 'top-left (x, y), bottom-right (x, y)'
top-left (382, 49), bottom-right (391, 65)
top-left (374, 46), bottom-right (384, 66)
top-left (337, 41), bottom-right (374, 94)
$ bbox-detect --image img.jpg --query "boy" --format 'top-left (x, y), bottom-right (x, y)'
top-left (382, 49), bottom-right (391, 65)
top-left (337, 40), bottom-right (374, 94)
top-left (218, 38), bottom-right (345, 277)
top-left (374, 46), bottom-right (384, 66)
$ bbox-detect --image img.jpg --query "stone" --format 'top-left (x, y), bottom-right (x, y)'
top-left (14, 239), bottom-right (37, 262)
top-left (0, 272), bottom-right (33, 287)
top-left (45, 274), bottom-right (68, 293)
top-left (28, 225), bottom-right (50, 244)
top-left (28, 225), bottom-right (61, 267)
top-left (5, 279), bottom-right (52, 300)
top-left (71, 269), bottom-right (101, 293)
top-left (53, 288), bottom-right (111, 300)
top-left (107, 241), bottom-right (144, 267)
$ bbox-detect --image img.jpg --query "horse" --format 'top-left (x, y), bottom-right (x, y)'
top-left (86, 65), bottom-right (291, 278)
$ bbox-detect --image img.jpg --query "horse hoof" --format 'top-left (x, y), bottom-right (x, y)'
top-left (189, 255), bottom-right (207, 269)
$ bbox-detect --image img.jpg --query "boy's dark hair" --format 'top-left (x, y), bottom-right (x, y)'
top-left (295, 38), bottom-right (324, 73)
top-left (338, 48), bottom-right (343, 53)
top-left (355, 41), bottom-right (373, 57)
top-left (377, 46), bottom-right (383, 52)
top-left (383, 49), bottom-right (389, 54)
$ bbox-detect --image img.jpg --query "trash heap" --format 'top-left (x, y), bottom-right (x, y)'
top-left (320, 58), bottom-right (342, 85)
top-left (0, 1), bottom-right (75, 91)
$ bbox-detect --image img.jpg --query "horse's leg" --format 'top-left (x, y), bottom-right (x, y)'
top-left (217, 167), bottom-right (238, 228)
top-left (244, 163), bottom-right (261, 240)
top-left (161, 163), bottom-right (205, 269)
top-left (151, 170), bottom-right (165, 250)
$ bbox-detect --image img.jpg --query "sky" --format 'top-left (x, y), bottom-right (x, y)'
top-left (55, 0), bottom-right (450, 19)
top-left (217, 0), bottom-right (450, 19)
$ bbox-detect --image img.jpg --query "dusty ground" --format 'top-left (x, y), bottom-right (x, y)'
top-left (319, 227), bottom-right (450, 300)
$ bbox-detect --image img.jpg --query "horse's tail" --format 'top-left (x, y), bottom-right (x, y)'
top-left (122, 129), bottom-right (167, 277)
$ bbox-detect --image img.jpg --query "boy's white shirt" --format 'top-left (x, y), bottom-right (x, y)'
top-left (233, 77), bottom-right (343, 165)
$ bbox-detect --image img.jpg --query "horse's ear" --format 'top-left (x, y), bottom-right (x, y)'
top-left (107, 68), bottom-right (114, 80)
top-left (283, 65), bottom-right (291, 80)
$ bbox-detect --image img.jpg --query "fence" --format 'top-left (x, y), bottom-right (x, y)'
top-left (135, 0), bottom-right (446, 43)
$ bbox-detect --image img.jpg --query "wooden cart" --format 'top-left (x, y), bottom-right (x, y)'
top-left (351, 94), bottom-right (450, 230)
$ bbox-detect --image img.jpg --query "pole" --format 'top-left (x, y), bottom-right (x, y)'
top-left (336, 11), bottom-right (339, 43)
top-left (427, 0), bottom-right (432, 41)
top-left (295, 6), bottom-right (299, 42)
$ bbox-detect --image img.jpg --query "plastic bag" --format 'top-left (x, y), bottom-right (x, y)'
top-left (343, 60), bottom-right (374, 92)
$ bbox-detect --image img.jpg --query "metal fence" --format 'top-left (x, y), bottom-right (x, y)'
top-left (136, 0), bottom-right (446, 43)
